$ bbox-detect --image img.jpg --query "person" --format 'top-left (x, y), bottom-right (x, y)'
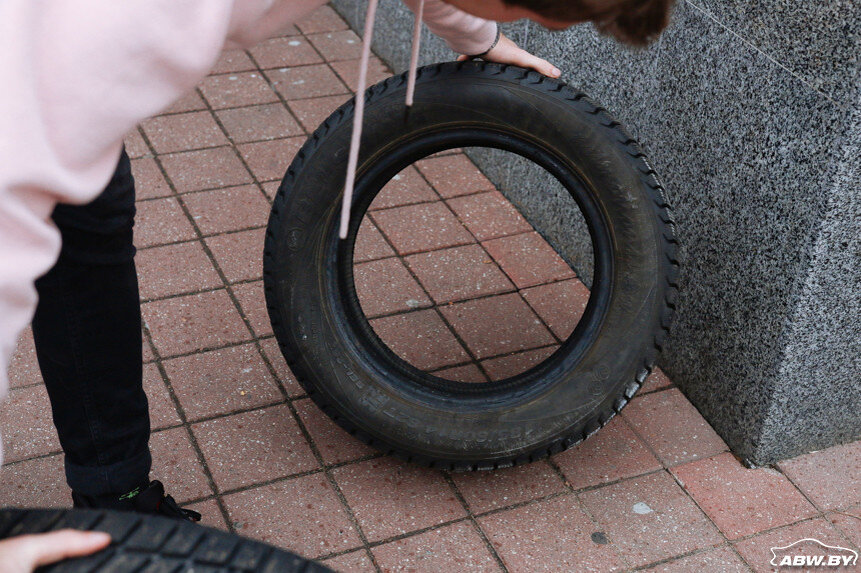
top-left (0, 0), bottom-right (673, 568)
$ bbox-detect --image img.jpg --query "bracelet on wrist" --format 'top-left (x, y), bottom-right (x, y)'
top-left (470, 25), bottom-right (500, 59)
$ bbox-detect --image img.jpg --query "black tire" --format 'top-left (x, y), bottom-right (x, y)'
top-left (264, 61), bottom-right (679, 470)
top-left (0, 508), bottom-right (331, 572)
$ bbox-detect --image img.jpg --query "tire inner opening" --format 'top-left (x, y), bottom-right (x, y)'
top-left (349, 146), bottom-right (595, 385)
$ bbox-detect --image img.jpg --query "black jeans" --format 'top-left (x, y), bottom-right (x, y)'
top-left (32, 148), bottom-right (151, 497)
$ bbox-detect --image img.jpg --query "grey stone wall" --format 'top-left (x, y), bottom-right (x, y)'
top-left (332, 0), bottom-right (860, 465)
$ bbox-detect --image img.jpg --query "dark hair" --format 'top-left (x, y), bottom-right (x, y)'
top-left (503, 0), bottom-right (675, 46)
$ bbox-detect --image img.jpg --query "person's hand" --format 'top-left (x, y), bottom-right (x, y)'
top-left (457, 32), bottom-right (561, 78)
top-left (0, 530), bottom-right (111, 573)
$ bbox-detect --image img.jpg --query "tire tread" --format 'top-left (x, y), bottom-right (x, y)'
top-left (263, 62), bottom-right (679, 469)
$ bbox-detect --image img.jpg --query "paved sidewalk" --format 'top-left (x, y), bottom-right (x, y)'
top-left (3, 5), bottom-right (860, 572)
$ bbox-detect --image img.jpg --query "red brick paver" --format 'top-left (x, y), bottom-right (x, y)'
top-left (5, 6), bottom-right (859, 573)
top-left (672, 452), bottom-right (819, 539)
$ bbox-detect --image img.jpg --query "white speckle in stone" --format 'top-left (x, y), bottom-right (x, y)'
top-left (632, 502), bottom-right (653, 514)
top-left (292, 79), bottom-right (306, 85)
top-left (288, 40), bottom-right (302, 46)
top-left (228, 76), bottom-right (238, 81)
top-left (405, 299), bottom-right (422, 308)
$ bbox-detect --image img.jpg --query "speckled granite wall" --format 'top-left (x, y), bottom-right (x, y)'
top-left (331, 0), bottom-right (861, 465)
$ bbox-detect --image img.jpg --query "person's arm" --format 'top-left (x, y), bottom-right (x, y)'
top-left (0, 0), bottom-right (312, 418)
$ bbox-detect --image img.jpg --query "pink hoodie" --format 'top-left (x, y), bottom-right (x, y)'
top-left (0, 0), bottom-right (495, 459)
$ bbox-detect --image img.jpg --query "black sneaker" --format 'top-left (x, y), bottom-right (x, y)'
top-left (72, 480), bottom-right (201, 522)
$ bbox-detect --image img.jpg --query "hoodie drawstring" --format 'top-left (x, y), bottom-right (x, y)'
top-left (340, 0), bottom-right (425, 239)
top-left (406, 0), bottom-right (425, 107)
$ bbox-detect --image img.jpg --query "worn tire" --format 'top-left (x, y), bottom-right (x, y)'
top-left (264, 61), bottom-right (679, 470)
top-left (0, 508), bottom-right (330, 572)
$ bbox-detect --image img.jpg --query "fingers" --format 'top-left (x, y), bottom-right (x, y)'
top-left (465, 33), bottom-right (562, 79)
top-left (24, 530), bottom-right (111, 567)
top-left (514, 52), bottom-right (561, 78)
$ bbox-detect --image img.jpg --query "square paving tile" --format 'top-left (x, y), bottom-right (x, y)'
top-left (307, 30), bottom-right (362, 62)
top-left (142, 111), bottom-right (227, 154)
top-left (287, 94), bottom-right (351, 132)
top-left (439, 294), bottom-right (555, 360)
top-left (266, 64), bottom-right (348, 100)
top-left (182, 185), bottom-right (270, 235)
top-left (640, 546), bottom-right (749, 572)
top-left (368, 166), bottom-right (438, 211)
top-left (162, 343), bottom-right (282, 421)
top-left (159, 147), bottom-right (252, 193)
top-left (249, 37), bottom-right (323, 69)
top-left (162, 89), bottom-right (208, 115)
top-left (321, 550), bottom-right (376, 573)
top-left (0, 455), bottom-right (69, 508)
top-left (295, 5), bottom-right (349, 34)
top-left (329, 57), bottom-right (391, 92)
top-left (369, 310), bottom-right (470, 371)
top-left (131, 157), bottom-right (172, 200)
top-left (232, 281), bottom-right (272, 337)
top-left (332, 457), bottom-right (466, 542)
top-left (432, 364), bottom-right (488, 383)
top-left (193, 405), bottom-right (318, 492)
top-left (216, 103), bottom-right (303, 143)
top-left (480, 346), bottom-right (558, 381)
top-left (483, 232), bottom-right (576, 289)
top-left (579, 471), bottom-right (723, 568)
top-left (827, 505), bottom-right (861, 548)
top-left (371, 202), bottom-right (474, 256)
top-left (446, 191), bottom-right (533, 241)
top-left (136, 241), bottom-right (221, 300)
top-left (553, 416), bottom-right (662, 491)
top-left (143, 334), bottom-right (154, 363)
top-left (416, 155), bottom-right (495, 199)
top-left (372, 521), bottom-right (501, 573)
top-left (521, 279), bottom-right (590, 340)
top-left (354, 257), bottom-right (432, 318)
top-left (778, 440), bottom-right (861, 512)
top-left (205, 228), bottom-right (266, 283)
top-left (8, 327), bottom-right (42, 389)
top-left (406, 244), bottom-right (514, 305)
top-left (479, 493), bottom-right (625, 572)
top-left (451, 460), bottom-right (566, 514)
top-left (222, 474), bottom-right (361, 558)
top-left (183, 498), bottom-right (229, 531)
top-left (142, 363), bottom-right (181, 430)
top-left (0, 384), bottom-right (61, 463)
top-left (622, 388), bottom-right (728, 467)
top-left (238, 137), bottom-right (305, 182)
top-left (149, 427), bottom-right (213, 503)
top-left (294, 398), bottom-right (375, 465)
top-left (640, 366), bottom-right (673, 394)
top-left (259, 338), bottom-right (305, 397)
top-left (732, 518), bottom-right (851, 573)
top-left (133, 197), bottom-right (197, 248)
top-left (672, 452), bottom-right (819, 539)
top-left (261, 181), bottom-right (280, 199)
top-left (125, 128), bottom-right (149, 159)
top-left (353, 218), bottom-right (395, 263)
top-left (210, 50), bottom-right (257, 75)
top-left (142, 289), bottom-right (252, 357)
top-left (199, 72), bottom-right (279, 109)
